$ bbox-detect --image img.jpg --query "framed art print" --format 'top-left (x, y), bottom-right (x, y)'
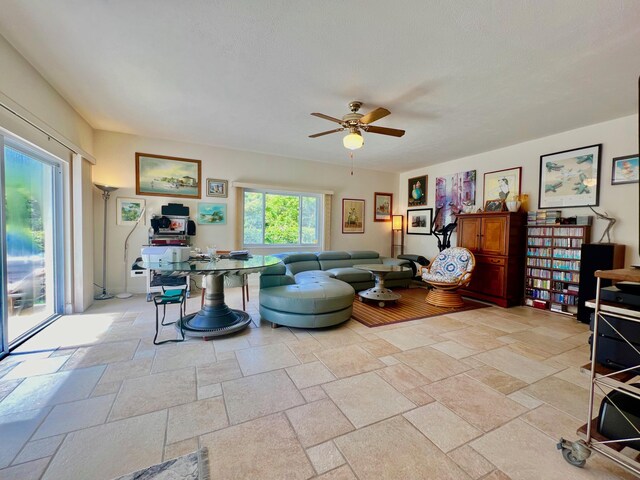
top-left (483, 167), bottom-right (521, 204)
top-left (611, 154), bottom-right (639, 185)
top-left (374, 192), bottom-right (393, 222)
top-left (408, 175), bottom-right (427, 207)
top-left (116, 197), bottom-right (145, 226)
top-left (484, 199), bottom-right (506, 212)
top-left (434, 170), bottom-right (476, 229)
top-left (206, 178), bottom-right (228, 197)
top-left (342, 198), bottom-right (365, 234)
top-left (197, 203), bottom-right (226, 225)
top-left (406, 208), bottom-right (433, 235)
top-left (538, 144), bottom-right (601, 208)
top-left (135, 152), bottom-right (201, 199)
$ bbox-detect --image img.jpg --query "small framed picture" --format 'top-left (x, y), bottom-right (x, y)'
top-left (342, 198), bottom-right (365, 234)
top-left (197, 203), bottom-right (226, 225)
top-left (408, 175), bottom-right (427, 207)
top-left (406, 208), bottom-right (433, 235)
top-left (116, 197), bottom-right (145, 226)
top-left (206, 178), bottom-right (228, 197)
top-left (484, 199), bottom-right (506, 212)
top-left (373, 192), bottom-right (393, 222)
top-left (611, 154), bottom-right (639, 185)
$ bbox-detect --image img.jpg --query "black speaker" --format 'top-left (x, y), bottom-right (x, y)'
top-left (577, 243), bottom-right (625, 323)
top-left (187, 220), bottom-right (196, 236)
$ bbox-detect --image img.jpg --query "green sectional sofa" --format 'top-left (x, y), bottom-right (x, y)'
top-left (259, 251), bottom-right (412, 328)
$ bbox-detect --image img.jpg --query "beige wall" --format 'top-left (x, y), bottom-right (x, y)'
top-left (92, 130), bottom-right (398, 294)
top-left (400, 115), bottom-right (639, 266)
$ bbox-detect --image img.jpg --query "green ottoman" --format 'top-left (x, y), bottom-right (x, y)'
top-left (259, 278), bottom-right (355, 328)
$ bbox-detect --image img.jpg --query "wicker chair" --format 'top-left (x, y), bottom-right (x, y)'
top-left (421, 247), bottom-right (475, 308)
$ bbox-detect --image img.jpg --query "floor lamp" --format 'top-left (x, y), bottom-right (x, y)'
top-left (116, 206), bottom-right (146, 299)
top-left (391, 214), bottom-right (404, 257)
top-left (95, 184), bottom-right (118, 300)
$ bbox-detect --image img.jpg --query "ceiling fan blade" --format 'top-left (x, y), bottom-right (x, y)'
top-left (311, 112), bottom-right (344, 124)
top-left (309, 127), bottom-right (345, 138)
top-left (359, 107), bottom-right (390, 125)
top-left (364, 125), bottom-right (405, 137)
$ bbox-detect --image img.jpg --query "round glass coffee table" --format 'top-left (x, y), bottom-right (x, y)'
top-left (354, 264), bottom-right (409, 307)
top-left (138, 255), bottom-right (281, 337)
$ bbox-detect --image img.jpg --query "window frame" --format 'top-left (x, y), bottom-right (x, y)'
top-left (242, 187), bottom-right (322, 248)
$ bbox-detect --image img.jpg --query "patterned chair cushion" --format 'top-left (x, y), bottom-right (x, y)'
top-left (428, 247), bottom-right (474, 278)
top-left (421, 272), bottom-right (459, 284)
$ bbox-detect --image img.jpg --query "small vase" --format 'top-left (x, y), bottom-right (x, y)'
top-left (506, 201), bottom-right (521, 212)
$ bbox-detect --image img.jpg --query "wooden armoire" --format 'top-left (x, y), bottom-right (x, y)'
top-left (456, 211), bottom-right (526, 307)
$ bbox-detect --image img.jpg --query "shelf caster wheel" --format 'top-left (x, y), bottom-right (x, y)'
top-left (557, 438), bottom-right (590, 468)
top-left (378, 301), bottom-right (385, 308)
top-left (146, 293), bottom-right (152, 302)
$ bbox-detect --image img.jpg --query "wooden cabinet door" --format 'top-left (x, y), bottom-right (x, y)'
top-left (457, 217), bottom-right (481, 252)
top-left (468, 259), bottom-right (505, 297)
top-left (480, 216), bottom-right (507, 255)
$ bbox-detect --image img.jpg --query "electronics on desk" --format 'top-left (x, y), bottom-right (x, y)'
top-left (142, 246), bottom-right (191, 264)
top-left (590, 312), bottom-right (640, 375)
top-left (600, 284), bottom-right (640, 308)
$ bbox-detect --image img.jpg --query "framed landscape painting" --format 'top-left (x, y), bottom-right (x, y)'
top-left (408, 175), bottom-right (427, 207)
top-left (342, 198), bottom-right (365, 234)
top-left (206, 178), bottom-right (228, 197)
top-left (135, 152), bottom-right (201, 199)
top-left (483, 167), bottom-right (521, 203)
top-left (116, 197), bottom-right (145, 226)
top-left (538, 144), bottom-right (601, 208)
top-left (197, 203), bottom-right (226, 225)
top-left (374, 192), bottom-right (393, 222)
top-left (611, 154), bottom-right (639, 185)
top-left (406, 208), bottom-right (433, 235)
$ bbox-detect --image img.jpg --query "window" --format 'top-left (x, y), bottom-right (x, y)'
top-left (243, 189), bottom-right (322, 247)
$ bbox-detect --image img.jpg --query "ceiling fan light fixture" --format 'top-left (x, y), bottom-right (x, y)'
top-left (343, 131), bottom-right (364, 150)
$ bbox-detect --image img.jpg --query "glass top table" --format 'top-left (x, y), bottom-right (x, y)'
top-left (354, 264), bottom-right (410, 307)
top-left (137, 255), bottom-right (281, 337)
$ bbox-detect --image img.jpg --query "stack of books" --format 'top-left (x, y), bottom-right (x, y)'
top-left (526, 210), bottom-right (562, 225)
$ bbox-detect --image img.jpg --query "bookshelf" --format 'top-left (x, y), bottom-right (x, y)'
top-left (524, 223), bottom-right (591, 315)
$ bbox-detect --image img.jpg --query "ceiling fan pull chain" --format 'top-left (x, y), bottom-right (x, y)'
top-left (349, 151), bottom-right (354, 176)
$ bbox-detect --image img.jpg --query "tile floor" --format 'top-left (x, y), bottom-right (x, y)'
top-left (0, 282), bottom-right (637, 480)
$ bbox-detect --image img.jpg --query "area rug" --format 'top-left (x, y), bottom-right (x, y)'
top-left (113, 448), bottom-right (208, 480)
top-left (352, 288), bottom-right (489, 327)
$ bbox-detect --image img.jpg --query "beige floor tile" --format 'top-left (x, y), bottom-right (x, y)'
top-left (196, 358), bottom-right (242, 386)
top-left (13, 434), bottom-right (64, 465)
top-left (394, 346), bottom-right (469, 382)
top-left (323, 372), bottom-right (415, 428)
top-left (200, 413), bottom-right (314, 479)
top-left (167, 396), bottom-right (228, 444)
top-left (0, 408), bottom-right (50, 468)
top-left (441, 327), bottom-right (505, 351)
top-left (62, 340), bottom-right (139, 370)
top-left (414, 315), bottom-right (469, 334)
top-left (109, 367), bottom-right (196, 421)
top-left (98, 357), bottom-right (153, 385)
top-left (425, 375), bottom-right (527, 432)
top-left (0, 458), bottom-right (49, 480)
top-left (404, 387), bottom-right (436, 406)
top-left (471, 419), bottom-right (627, 480)
top-left (507, 390), bottom-right (544, 409)
top-left (482, 471), bottom-right (512, 480)
top-left (91, 380), bottom-right (121, 397)
top-left (222, 369), bottom-right (304, 424)
top-left (523, 376), bottom-right (601, 420)
top-left (34, 393), bottom-right (115, 439)
top-left (1, 356), bottom-right (69, 380)
top-left (548, 345), bottom-right (591, 367)
top-left (465, 366), bottom-right (527, 394)
top-left (286, 399), bottom-right (354, 447)
top-left (0, 366), bottom-right (104, 415)
top-left (473, 347), bottom-right (560, 384)
top-left (404, 402), bottom-right (482, 452)
top-left (235, 343), bottom-right (299, 376)
top-left (335, 416), bottom-right (471, 479)
top-left (151, 341), bottom-right (217, 373)
top-left (315, 465), bottom-right (357, 479)
top-left (376, 363), bottom-right (430, 391)
top-left (379, 354), bottom-right (400, 365)
top-left (211, 333), bottom-right (252, 354)
top-left (505, 342), bottom-right (551, 361)
top-left (503, 330), bottom-right (575, 355)
top-left (532, 323), bottom-right (587, 339)
top-left (473, 315), bottom-right (530, 334)
top-left (307, 441), bottom-right (346, 474)
top-left (448, 444), bottom-right (495, 479)
top-left (197, 382), bottom-right (222, 399)
top-left (0, 378), bottom-right (23, 403)
top-left (286, 361), bottom-right (336, 389)
top-left (42, 410), bottom-right (166, 480)
top-left (520, 404), bottom-right (583, 441)
top-left (553, 366), bottom-right (593, 390)
top-left (359, 338), bottom-right (402, 357)
top-left (376, 326), bottom-right (441, 351)
top-left (310, 328), bottom-right (366, 348)
top-left (431, 339), bottom-right (481, 359)
top-left (164, 437), bottom-right (198, 461)
top-left (315, 344), bottom-right (383, 378)
top-left (301, 385), bottom-right (328, 402)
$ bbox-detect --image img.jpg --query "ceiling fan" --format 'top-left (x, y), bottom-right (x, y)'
top-left (309, 101), bottom-right (405, 150)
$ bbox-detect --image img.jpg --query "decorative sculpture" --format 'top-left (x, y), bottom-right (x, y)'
top-left (588, 205), bottom-right (616, 243)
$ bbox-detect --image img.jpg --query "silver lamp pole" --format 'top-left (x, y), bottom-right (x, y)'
top-left (94, 184), bottom-right (118, 300)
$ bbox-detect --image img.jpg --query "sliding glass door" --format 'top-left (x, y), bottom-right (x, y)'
top-left (1, 139), bottom-right (63, 352)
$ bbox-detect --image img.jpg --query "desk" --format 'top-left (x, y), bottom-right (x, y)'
top-left (354, 264), bottom-right (409, 307)
top-left (138, 255), bottom-right (281, 337)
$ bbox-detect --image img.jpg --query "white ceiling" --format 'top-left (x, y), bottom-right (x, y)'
top-left (0, 1), bottom-right (639, 172)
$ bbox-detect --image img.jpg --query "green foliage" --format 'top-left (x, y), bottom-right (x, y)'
top-left (265, 194), bottom-right (299, 244)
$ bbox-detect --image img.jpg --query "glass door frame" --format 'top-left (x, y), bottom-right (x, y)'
top-left (0, 133), bottom-right (65, 353)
